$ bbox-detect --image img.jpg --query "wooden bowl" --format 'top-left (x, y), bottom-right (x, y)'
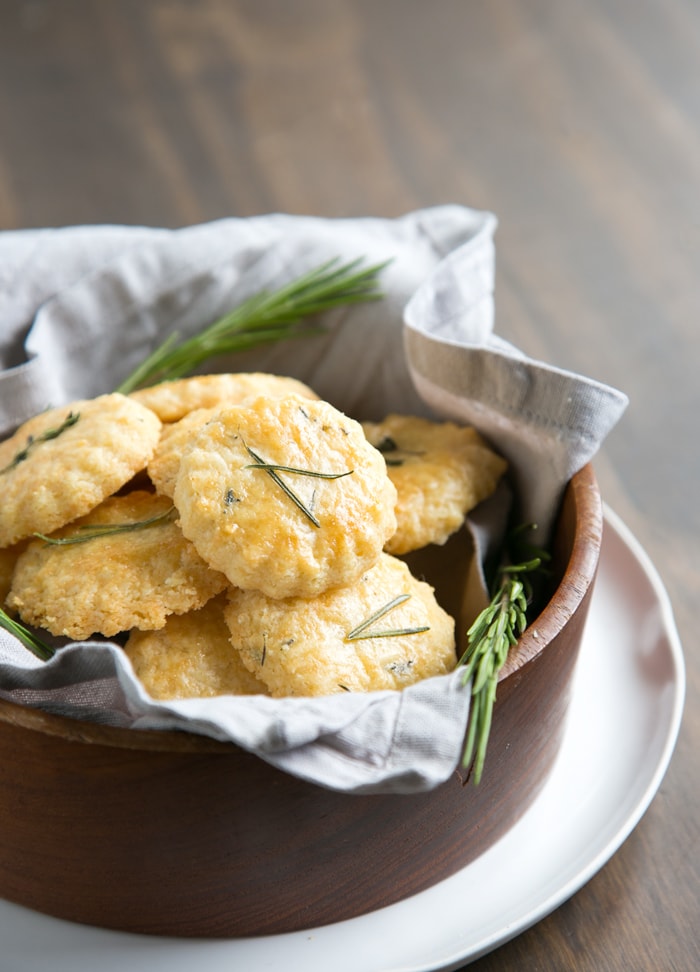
top-left (0, 464), bottom-right (602, 938)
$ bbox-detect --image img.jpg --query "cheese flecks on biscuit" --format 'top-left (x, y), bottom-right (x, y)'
top-left (0, 393), bottom-right (161, 548)
top-left (130, 372), bottom-right (318, 423)
top-left (224, 553), bottom-right (456, 697)
top-left (124, 593), bottom-right (267, 700)
top-left (7, 491), bottom-right (227, 639)
top-left (173, 395), bottom-right (397, 599)
top-left (363, 414), bottom-right (508, 554)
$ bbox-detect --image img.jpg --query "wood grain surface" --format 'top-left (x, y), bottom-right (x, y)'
top-left (0, 0), bottom-right (698, 968)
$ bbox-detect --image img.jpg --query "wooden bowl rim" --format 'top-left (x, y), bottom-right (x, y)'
top-left (499, 461), bottom-right (602, 678)
top-left (0, 464), bottom-right (602, 754)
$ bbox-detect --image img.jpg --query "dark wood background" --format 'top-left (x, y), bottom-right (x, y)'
top-left (1, 1), bottom-right (698, 969)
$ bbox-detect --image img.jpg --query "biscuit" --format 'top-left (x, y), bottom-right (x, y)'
top-left (0, 394), bottom-right (161, 548)
top-left (174, 395), bottom-right (397, 599)
top-left (130, 372), bottom-right (318, 423)
top-left (224, 552), bottom-right (456, 697)
top-left (123, 593), bottom-right (267, 699)
top-left (7, 491), bottom-right (227, 639)
top-left (362, 414), bottom-right (507, 554)
top-left (0, 541), bottom-right (26, 606)
top-left (147, 407), bottom-right (220, 498)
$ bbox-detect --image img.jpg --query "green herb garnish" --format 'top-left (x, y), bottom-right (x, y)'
top-left (374, 435), bottom-right (423, 467)
top-left (345, 594), bottom-right (430, 641)
top-left (0, 411), bottom-right (80, 475)
top-left (244, 443), bottom-right (352, 528)
top-left (459, 525), bottom-right (550, 785)
top-left (34, 506), bottom-right (176, 546)
top-left (115, 257), bottom-right (388, 394)
top-left (244, 461), bottom-right (354, 480)
top-left (0, 608), bottom-right (55, 662)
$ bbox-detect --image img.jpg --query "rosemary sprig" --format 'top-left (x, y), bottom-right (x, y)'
top-left (34, 506), bottom-right (176, 546)
top-left (459, 526), bottom-right (550, 785)
top-left (0, 607), bottom-right (55, 661)
top-left (115, 257), bottom-right (388, 394)
top-left (346, 594), bottom-right (430, 641)
top-left (244, 443), bottom-right (352, 528)
top-left (0, 411), bottom-right (80, 475)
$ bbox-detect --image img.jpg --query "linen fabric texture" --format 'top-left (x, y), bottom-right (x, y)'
top-left (0, 206), bottom-right (627, 793)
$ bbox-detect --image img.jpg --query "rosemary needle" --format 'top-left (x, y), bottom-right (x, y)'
top-left (374, 435), bottom-right (424, 467)
top-left (346, 594), bottom-right (430, 641)
top-left (0, 608), bottom-right (55, 662)
top-left (243, 443), bottom-right (353, 528)
top-left (0, 411), bottom-right (80, 476)
top-left (115, 257), bottom-right (389, 393)
top-left (243, 444), bottom-right (323, 527)
top-left (34, 506), bottom-right (176, 546)
top-left (244, 462), bottom-right (354, 480)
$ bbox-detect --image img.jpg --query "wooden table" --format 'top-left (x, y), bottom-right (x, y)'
top-left (0, 1), bottom-right (697, 969)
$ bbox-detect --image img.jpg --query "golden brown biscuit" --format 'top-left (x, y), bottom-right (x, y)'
top-left (7, 491), bottom-right (227, 639)
top-left (147, 407), bottom-right (220, 498)
top-left (0, 394), bottom-right (161, 548)
top-left (130, 372), bottom-right (318, 423)
top-left (362, 414), bottom-right (507, 554)
top-left (174, 395), bottom-right (397, 599)
top-left (0, 541), bottom-right (26, 605)
top-left (224, 552), bottom-right (456, 697)
top-left (123, 593), bottom-right (267, 699)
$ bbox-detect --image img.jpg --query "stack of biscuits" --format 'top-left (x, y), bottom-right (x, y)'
top-left (0, 373), bottom-right (507, 700)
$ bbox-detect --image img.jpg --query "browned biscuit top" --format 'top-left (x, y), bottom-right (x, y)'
top-left (173, 395), bottom-right (397, 599)
top-left (0, 393), bottom-right (161, 548)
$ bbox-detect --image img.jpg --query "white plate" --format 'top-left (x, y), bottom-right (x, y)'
top-left (0, 506), bottom-right (685, 972)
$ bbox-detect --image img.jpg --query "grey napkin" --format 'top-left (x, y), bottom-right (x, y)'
top-left (0, 205), bottom-right (627, 793)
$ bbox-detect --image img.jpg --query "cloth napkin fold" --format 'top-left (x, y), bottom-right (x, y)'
top-left (0, 205), bottom-right (628, 793)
